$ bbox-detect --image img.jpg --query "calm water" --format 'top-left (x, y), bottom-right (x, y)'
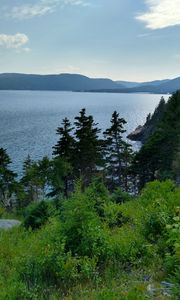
top-left (0, 91), bottom-right (169, 175)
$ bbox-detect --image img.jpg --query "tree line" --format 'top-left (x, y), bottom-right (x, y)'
top-left (0, 91), bottom-right (179, 211)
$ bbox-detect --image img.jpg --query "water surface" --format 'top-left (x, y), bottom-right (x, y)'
top-left (0, 91), bottom-right (169, 175)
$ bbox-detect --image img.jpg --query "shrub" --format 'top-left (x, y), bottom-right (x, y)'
top-left (111, 188), bottom-right (131, 204)
top-left (110, 225), bottom-right (147, 263)
top-left (165, 207), bottom-right (180, 288)
top-left (61, 186), bottom-right (111, 260)
top-left (104, 202), bottom-right (129, 228)
top-left (0, 180), bottom-right (179, 299)
top-left (138, 181), bottom-right (180, 243)
top-left (23, 201), bottom-right (52, 230)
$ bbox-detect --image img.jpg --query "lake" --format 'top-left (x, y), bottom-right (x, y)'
top-left (0, 91), bottom-right (169, 175)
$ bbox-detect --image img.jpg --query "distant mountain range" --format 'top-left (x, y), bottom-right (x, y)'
top-left (0, 73), bottom-right (180, 94)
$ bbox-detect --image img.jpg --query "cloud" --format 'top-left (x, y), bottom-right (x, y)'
top-left (6, 0), bottom-right (89, 20)
top-left (136, 0), bottom-right (180, 30)
top-left (0, 33), bottom-right (29, 50)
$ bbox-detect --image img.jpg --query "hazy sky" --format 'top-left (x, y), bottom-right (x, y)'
top-left (1, 0), bottom-right (180, 81)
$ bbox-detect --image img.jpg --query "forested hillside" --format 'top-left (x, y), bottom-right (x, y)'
top-left (132, 91), bottom-right (180, 189)
top-left (0, 92), bottom-right (179, 299)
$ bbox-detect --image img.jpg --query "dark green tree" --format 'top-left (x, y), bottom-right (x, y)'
top-left (74, 108), bottom-right (103, 187)
top-left (21, 156), bottom-right (50, 204)
top-left (48, 157), bottom-right (72, 198)
top-left (0, 148), bottom-right (18, 210)
top-left (141, 96), bottom-right (166, 142)
top-left (103, 111), bottom-right (133, 191)
top-left (53, 117), bottom-right (75, 162)
top-left (121, 142), bottom-right (134, 192)
top-left (53, 118), bottom-right (75, 196)
top-left (133, 91), bottom-right (180, 190)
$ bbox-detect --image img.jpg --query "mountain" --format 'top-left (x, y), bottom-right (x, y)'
top-left (116, 79), bottom-right (170, 89)
top-left (116, 81), bottom-right (139, 88)
top-left (0, 73), bottom-right (124, 91)
top-left (138, 79), bottom-right (170, 87)
top-left (88, 77), bottom-right (180, 94)
top-left (156, 77), bottom-right (180, 93)
top-left (0, 73), bottom-right (180, 93)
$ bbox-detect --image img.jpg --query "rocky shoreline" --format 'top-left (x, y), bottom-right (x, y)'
top-left (127, 125), bottom-right (145, 142)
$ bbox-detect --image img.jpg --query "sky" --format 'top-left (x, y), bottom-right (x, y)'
top-left (0, 0), bottom-right (180, 81)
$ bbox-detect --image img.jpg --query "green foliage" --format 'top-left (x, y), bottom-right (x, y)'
top-left (48, 157), bottom-right (72, 197)
top-left (103, 201), bottom-right (125, 228)
top-left (165, 207), bottom-right (180, 289)
top-left (103, 111), bottom-right (133, 192)
top-left (0, 218), bottom-right (99, 299)
top-left (172, 151), bottom-right (180, 182)
top-left (135, 181), bottom-right (180, 248)
top-left (61, 182), bottom-right (111, 259)
top-left (52, 118), bottom-right (75, 197)
top-left (84, 177), bottom-right (109, 217)
top-left (0, 205), bottom-right (5, 218)
top-left (1, 95), bottom-right (180, 299)
top-left (133, 91), bottom-right (180, 190)
top-left (0, 180), bottom-right (179, 299)
top-left (73, 108), bottom-right (103, 186)
top-left (21, 156), bottom-right (50, 204)
top-left (111, 187), bottom-right (131, 204)
top-left (53, 117), bottom-right (75, 161)
top-left (142, 96), bottom-right (166, 142)
top-left (0, 148), bottom-right (18, 210)
top-left (23, 201), bottom-right (52, 230)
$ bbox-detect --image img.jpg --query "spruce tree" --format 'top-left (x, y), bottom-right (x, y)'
top-left (53, 117), bottom-right (75, 162)
top-left (21, 156), bottom-right (50, 204)
top-left (48, 157), bottom-right (72, 198)
top-left (103, 111), bottom-right (133, 191)
top-left (121, 142), bottom-right (134, 192)
top-left (74, 108), bottom-right (103, 186)
top-left (0, 148), bottom-right (17, 210)
top-left (53, 117), bottom-right (75, 196)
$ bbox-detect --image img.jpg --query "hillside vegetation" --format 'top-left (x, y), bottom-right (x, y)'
top-left (0, 180), bottom-right (180, 299)
top-left (0, 92), bottom-right (180, 299)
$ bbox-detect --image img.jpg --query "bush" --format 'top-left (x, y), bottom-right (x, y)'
top-left (137, 181), bottom-right (180, 242)
top-left (61, 185), bottom-right (111, 260)
top-left (23, 201), bottom-right (52, 230)
top-left (165, 206), bottom-right (180, 294)
top-left (0, 180), bottom-right (179, 299)
top-left (111, 188), bottom-right (131, 204)
top-left (104, 202), bottom-right (129, 228)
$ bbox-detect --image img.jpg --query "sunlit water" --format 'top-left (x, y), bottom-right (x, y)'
top-left (0, 91), bottom-right (169, 176)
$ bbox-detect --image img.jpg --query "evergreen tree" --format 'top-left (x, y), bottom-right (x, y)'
top-left (133, 91), bottom-right (180, 190)
top-left (0, 148), bottom-right (18, 210)
top-left (121, 142), bottom-right (134, 192)
top-left (103, 111), bottom-right (133, 191)
top-left (74, 108), bottom-right (103, 187)
top-left (142, 96), bottom-right (166, 141)
top-left (53, 118), bottom-right (75, 196)
top-left (21, 156), bottom-right (50, 204)
top-left (172, 151), bottom-right (180, 184)
top-left (53, 117), bottom-right (75, 162)
top-left (48, 157), bottom-right (72, 198)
